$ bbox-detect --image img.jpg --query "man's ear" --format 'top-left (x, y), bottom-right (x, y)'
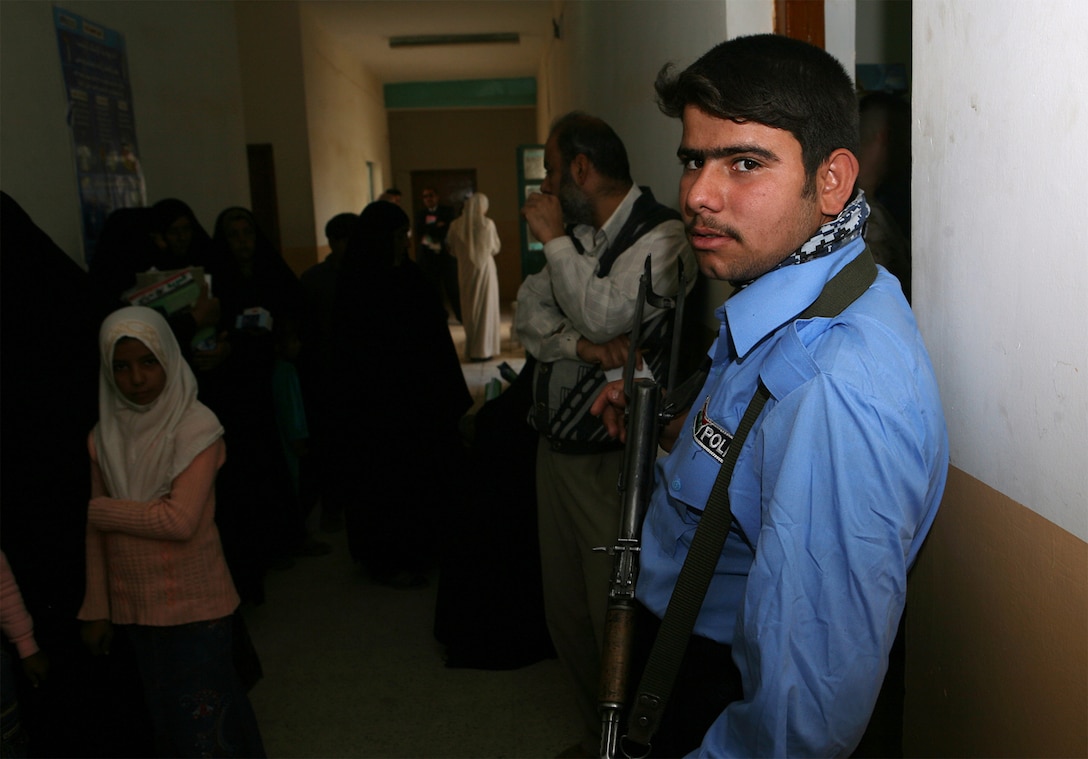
top-left (817, 148), bottom-right (860, 216)
top-left (570, 153), bottom-right (592, 187)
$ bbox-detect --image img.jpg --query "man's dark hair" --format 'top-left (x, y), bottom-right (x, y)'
top-left (383, 187), bottom-right (402, 198)
top-left (325, 212), bottom-right (358, 242)
top-left (655, 34), bottom-right (859, 184)
top-left (549, 111), bottom-right (633, 187)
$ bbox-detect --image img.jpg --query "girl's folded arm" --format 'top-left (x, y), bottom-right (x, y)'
top-left (87, 439), bottom-right (223, 541)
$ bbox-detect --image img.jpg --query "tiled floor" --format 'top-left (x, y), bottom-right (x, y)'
top-left (447, 308), bottom-right (528, 415)
top-left (241, 308), bottom-right (577, 758)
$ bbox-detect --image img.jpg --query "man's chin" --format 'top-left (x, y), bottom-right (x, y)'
top-left (695, 250), bottom-right (750, 283)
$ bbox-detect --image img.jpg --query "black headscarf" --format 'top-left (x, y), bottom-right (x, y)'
top-left (87, 206), bottom-right (160, 302)
top-left (151, 197), bottom-right (213, 266)
top-left (208, 206), bottom-right (302, 329)
top-left (332, 199), bottom-right (470, 421)
top-left (342, 199), bottom-right (412, 275)
top-left (326, 199), bottom-right (472, 574)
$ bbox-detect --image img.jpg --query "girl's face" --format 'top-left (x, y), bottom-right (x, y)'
top-left (112, 337), bottom-right (166, 405)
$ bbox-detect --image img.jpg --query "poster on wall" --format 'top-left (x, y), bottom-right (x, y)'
top-left (54, 7), bottom-right (146, 266)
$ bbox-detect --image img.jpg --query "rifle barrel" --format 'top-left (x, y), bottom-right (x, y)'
top-left (599, 379), bottom-right (662, 759)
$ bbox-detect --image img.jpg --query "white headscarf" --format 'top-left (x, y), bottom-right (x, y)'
top-left (93, 306), bottom-right (223, 501)
top-left (448, 193), bottom-right (500, 268)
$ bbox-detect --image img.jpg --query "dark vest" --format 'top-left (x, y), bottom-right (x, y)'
top-left (532, 189), bottom-right (684, 453)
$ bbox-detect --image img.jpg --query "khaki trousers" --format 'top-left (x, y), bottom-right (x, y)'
top-left (536, 438), bottom-right (625, 745)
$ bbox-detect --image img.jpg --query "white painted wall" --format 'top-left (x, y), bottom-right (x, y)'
top-left (913, 0), bottom-right (1088, 540)
top-left (0, 0), bottom-right (248, 264)
top-left (825, 0), bottom-right (857, 76)
top-left (540, 0), bottom-right (770, 319)
top-left (559, 0), bottom-right (732, 209)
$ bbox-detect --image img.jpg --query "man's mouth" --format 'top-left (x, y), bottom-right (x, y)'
top-left (690, 226), bottom-right (722, 240)
top-left (687, 221), bottom-right (739, 249)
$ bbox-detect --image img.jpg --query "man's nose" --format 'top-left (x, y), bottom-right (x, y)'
top-left (684, 169), bottom-right (720, 215)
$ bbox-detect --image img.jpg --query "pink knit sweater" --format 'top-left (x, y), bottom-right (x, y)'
top-left (78, 436), bottom-right (240, 627)
top-left (0, 550), bottom-right (39, 658)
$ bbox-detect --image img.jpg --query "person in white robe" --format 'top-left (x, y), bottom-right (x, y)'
top-left (448, 192), bottom-right (502, 360)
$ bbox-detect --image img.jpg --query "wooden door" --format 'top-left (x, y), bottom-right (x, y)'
top-left (775, 0), bottom-right (825, 48)
top-left (246, 143), bottom-right (282, 249)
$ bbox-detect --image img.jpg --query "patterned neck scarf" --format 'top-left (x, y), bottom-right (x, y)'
top-left (781, 189), bottom-right (870, 267)
top-left (733, 190), bottom-right (870, 288)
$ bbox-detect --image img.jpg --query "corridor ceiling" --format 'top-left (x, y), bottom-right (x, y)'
top-left (301, 1), bottom-right (556, 84)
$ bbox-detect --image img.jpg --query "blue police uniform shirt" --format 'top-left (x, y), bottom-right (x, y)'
top-left (636, 234), bottom-right (949, 757)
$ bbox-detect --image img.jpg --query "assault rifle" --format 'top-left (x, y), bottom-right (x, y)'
top-left (597, 255), bottom-right (692, 759)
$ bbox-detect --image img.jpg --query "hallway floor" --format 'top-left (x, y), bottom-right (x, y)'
top-left (240, 308), bottom-right (583, 758)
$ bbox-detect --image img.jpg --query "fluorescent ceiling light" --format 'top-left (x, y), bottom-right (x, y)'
top-left (388, 33), bottom-right (519, 48)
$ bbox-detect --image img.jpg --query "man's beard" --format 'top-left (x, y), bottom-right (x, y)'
top-left (558, 172), bottom-right (594, 226)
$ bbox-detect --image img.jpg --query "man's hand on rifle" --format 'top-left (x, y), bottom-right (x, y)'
top-left (592, 378), bottom-right (689, 450)
top-left (591, 379), bottom-right (628, 441)
top-left (576, 334), bottom-right (644, 372)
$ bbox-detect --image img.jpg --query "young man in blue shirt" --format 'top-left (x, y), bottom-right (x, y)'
top-left (592, 34), bottom-right (948, 757)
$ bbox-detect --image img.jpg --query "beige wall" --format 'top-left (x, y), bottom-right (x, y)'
top-left (905, 467), bottom-right (1087, 756)
top-left (234, 0), bottom-right (316, 276)
top-left (300, 9), bottom-right (391, 261)
top-left (387, 108), bottom-right (538, 305)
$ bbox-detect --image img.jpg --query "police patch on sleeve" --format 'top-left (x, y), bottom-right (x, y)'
top-left (692, 396), bottom-right (733, 464)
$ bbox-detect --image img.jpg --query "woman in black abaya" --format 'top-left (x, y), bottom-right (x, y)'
top-left (328, 200), bottom-right (472, 588)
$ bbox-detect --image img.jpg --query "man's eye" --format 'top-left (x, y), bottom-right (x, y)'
top-left (733, 158), bottom-right (760, 172)
top-left (682, 158), bottom-right (704, 171)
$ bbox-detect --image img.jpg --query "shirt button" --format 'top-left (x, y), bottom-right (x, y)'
top-left (671, 478), bottom-right (681, 491)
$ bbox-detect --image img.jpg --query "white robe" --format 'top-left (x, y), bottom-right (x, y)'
top-left (448, 193), bottom-right (502, 360)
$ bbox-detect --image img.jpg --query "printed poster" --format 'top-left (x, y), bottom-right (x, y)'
top-left (54, 7), bottom-right (146, 265)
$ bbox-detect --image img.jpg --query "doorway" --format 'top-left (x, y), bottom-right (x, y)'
top-left (409, 169), bottom-right (476, 320)
top-left (246, 143), bottom-right (282, 250)
top-left (409, 169), bottom-right (476, 230)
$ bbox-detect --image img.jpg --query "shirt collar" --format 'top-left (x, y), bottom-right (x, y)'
top-left (720, 196), bottom-right (870, 360)
top-left (571, 184), bottom-right (642, 248)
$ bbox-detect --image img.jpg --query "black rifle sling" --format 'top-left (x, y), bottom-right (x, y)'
top-left (623, 248), bottom-right (878, 753)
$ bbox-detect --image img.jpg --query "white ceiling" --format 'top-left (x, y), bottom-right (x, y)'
top-left (301, 0), bottom-right (556, 84)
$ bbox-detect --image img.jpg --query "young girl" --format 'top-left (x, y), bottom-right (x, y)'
top-left (78, 306), bottom-right (265, 757)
